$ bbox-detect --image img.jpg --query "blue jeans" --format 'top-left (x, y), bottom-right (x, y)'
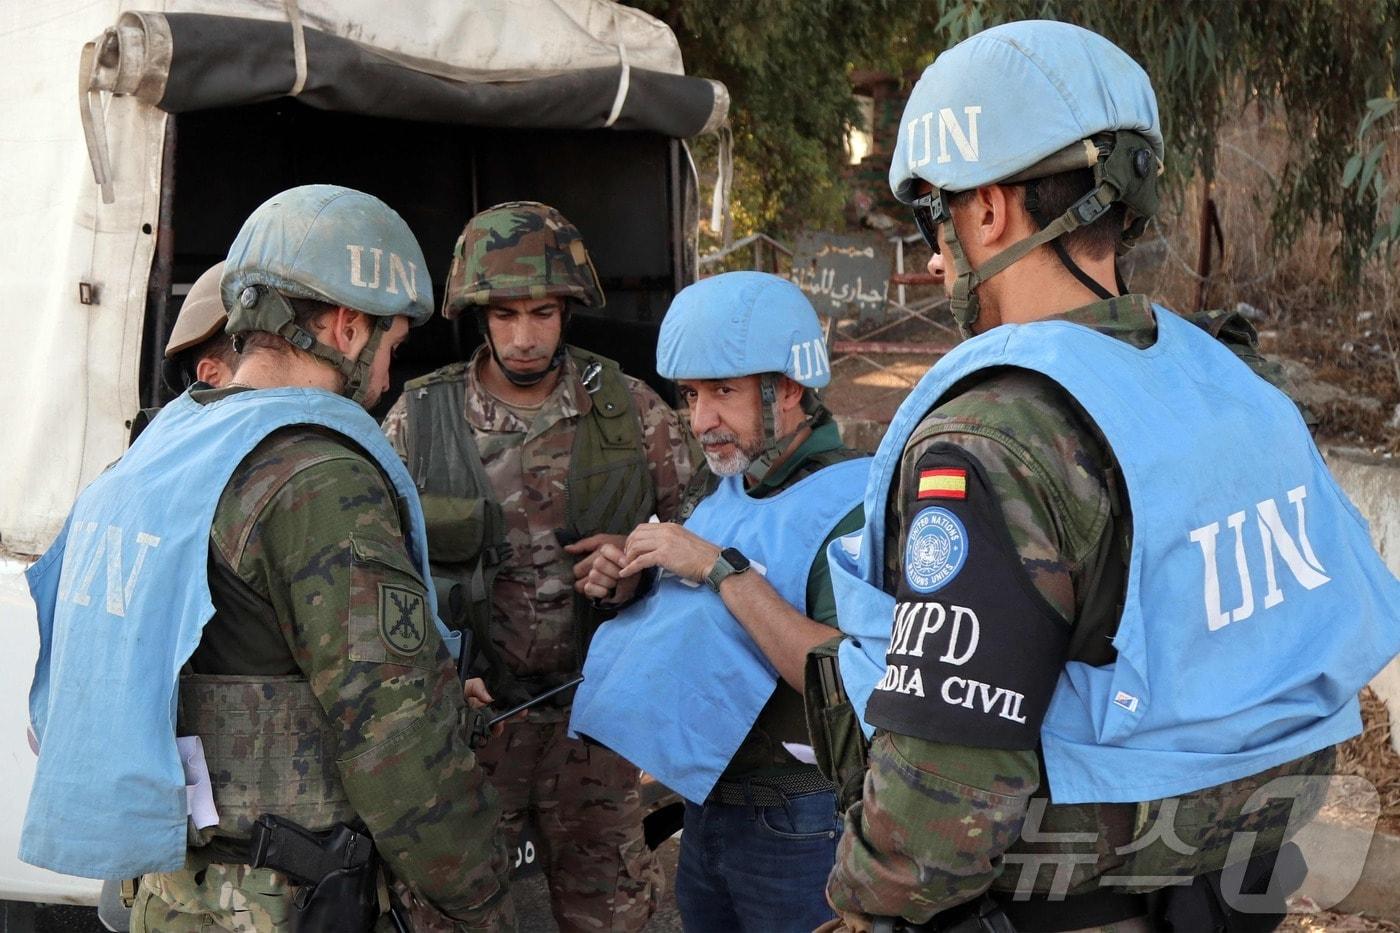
top-left (676, 789), bottom-right (841, 932)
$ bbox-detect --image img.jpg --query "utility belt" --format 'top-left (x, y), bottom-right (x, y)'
top-left (706, 768), bottom-right (835, 808)
top-left (874, 891), bottom-right (1147, 933)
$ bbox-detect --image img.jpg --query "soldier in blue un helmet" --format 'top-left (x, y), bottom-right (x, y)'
top-left (569, 271), bottom-right (872, 931)
top-left (819, 19), bottom-right (1400, 933)
top-left (22, 185), bottom-right (515, 931)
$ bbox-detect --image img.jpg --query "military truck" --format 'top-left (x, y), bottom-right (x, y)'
top-left (0, 0), bottom-right (723, 920)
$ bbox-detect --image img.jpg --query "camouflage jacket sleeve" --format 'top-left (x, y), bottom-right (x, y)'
top-left (627, 378), bottom-right (693, 522)
top-left (827, 370), bottom-right (1114, 924)
top-left (223, 437), bottom-right (512, 926)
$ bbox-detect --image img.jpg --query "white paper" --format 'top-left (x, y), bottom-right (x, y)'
top-left (177, 735), bottom-right (220, 830)
top-left (781, 742), bottom-right (818, 765)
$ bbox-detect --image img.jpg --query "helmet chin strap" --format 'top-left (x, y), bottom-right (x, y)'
top-left (742, 374), bottom-right (813, 486)
top-left (477, 310), bottom-right (568, 387)
top-left (941, 170), bottom-right (1129, 340)
top-left (228, 289), bottom-right (389, 406)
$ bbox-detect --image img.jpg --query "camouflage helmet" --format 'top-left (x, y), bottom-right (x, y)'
top-left (442, 201), bottom-right (604, 318)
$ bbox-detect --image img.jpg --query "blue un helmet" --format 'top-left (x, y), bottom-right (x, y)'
top-left (222, 184), bottom-right (433, 405)
top-left (658, 271), bottom-right (830, 483)
top-left (890, 21), bottom-right (1164, 336)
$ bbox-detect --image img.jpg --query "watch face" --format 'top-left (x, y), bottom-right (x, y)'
top-left (721, 547), bottom-right (750, 573)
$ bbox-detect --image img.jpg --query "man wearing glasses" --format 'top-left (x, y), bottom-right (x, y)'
top-left (823, 20), bottom-right (1400, 933)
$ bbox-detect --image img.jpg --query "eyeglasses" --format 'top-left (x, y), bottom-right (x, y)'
top-left (910, 191), bottom-right (951, 254)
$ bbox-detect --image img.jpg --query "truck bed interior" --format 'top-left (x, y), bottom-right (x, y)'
top-left (144, 99), bottom-right (694, 417)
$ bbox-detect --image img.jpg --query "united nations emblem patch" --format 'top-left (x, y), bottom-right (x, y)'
top-left (379, 583), bottom-right (427, 656)
top-left (904, 506), bottom-right (968, 593)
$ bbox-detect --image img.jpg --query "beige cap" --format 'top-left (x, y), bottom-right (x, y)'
top-left (165, 262), bottom-right (229, 358)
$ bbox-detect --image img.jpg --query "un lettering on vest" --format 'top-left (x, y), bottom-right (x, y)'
top-left (345, 245), bottom-right (418, 301)
top-left (54, 522), bottom-right (161, 618)
top-left (905, 106), bottom-right (982, 169)
top-left (1187, 484), bottom-right (1331, 632)
top-left (874, 599), bottom-right (1028, 725)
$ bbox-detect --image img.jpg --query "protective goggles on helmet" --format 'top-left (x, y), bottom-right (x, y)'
top-left (910, 190), bottom-right (952, 254)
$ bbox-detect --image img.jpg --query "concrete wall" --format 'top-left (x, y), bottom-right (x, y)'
top-left (1325, 448), bottom-right (1400, 756)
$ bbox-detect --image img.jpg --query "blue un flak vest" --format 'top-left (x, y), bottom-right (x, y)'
top-left (569, 457), bottom-right (869, 804)
top-left (22, 387), bottom-right (454, 880)
top-left (830, 307), bottom-right (1400, 804)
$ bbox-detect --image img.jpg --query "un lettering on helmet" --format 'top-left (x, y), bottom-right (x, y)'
top-left (888, 21), bottom-right (1162, 202)
top-left (904, 106), bottom-right (983, 171)
top-left (221, 185), bottom-right (434, 336)
top-left (346, 244), bottom-right (420, 303)
top-left (657, 272), bottom-right (831, 389)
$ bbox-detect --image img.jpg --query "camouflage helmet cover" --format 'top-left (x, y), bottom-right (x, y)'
top-left (442, 201), bottom-right (605, 318)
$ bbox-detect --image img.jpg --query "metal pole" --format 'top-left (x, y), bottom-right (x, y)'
top-left (143, 115), bottom-right (177, 409)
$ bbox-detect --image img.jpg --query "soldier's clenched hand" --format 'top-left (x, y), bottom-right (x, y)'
top-left (576, 540), bottom-right (632, 601)
top-left (463, 677), bottom-right (493, 709)
top-left (618, 522), bottom-right (721, 584)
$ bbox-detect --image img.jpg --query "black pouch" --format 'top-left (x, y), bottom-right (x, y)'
top-left (804, 639), bottom-right (870, 811)
top-left (1150, 842), bottom-right (1306, 933)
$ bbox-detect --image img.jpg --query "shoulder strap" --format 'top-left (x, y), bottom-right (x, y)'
top-left (678, 465), bottom-right (720, 521)
top-left (565, 346), bottom-right (652, 535)
top-left (402, 365), bottom-right (492, 499)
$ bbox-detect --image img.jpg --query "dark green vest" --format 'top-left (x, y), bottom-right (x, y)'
top-left (400, 347), bottom-right (654, 704)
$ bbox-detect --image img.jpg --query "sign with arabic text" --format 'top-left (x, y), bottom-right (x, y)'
top-left (789, 232), bottom-right (891, 320)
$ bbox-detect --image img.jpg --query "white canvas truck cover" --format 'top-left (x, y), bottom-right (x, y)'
top-left (0, 0), bottom-right (727, 557)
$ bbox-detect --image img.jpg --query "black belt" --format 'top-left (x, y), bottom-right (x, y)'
top-left (706, 769), bottom-right (835, 807)
top-left (882, 891), bottom-right (1148, 933)
top-left (998, 890), bottom-right (1148, 932)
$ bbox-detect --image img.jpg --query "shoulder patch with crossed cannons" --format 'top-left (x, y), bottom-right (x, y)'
top-left (378, 583), bottom-right (427, 656)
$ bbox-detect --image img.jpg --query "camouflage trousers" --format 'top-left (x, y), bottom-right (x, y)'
top-left (131, 850), bottom-right (515, 932)
top-left (131, 857), bottom-right (298, 933)
top-left (477, 717), bottom-right (661, 932)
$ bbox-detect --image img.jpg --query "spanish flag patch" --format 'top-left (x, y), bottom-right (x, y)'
top-left (917, 468), bottom-right (967, 500)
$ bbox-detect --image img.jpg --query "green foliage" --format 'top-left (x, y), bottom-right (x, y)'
top-left (632, 0), bottom-right (903, 233)
top-left (1344, 96), bottom-right (1400, 259)
top-left (880, 0), bottom-right (1400, 276)
top-left (641, 0), bottom-right (1399, 275)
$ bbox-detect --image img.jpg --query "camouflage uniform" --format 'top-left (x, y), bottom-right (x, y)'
top-left (134, 406), bottom-right (515, 932)
top-left (826, 297), bottom-right (1333, 927)
top-left (382, 346), bottom-right (689, 931)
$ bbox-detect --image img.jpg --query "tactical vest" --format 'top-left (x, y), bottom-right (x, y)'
top-left (23, 388), bottom-right (443, 880)
top-left (178, 674), bottom-right (356, 844)
top-left (401, 347), bottom-right (654, 701)
top-left (829, 307), bottom-right (1400, 804)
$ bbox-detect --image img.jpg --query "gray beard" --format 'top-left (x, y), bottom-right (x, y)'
top-left (698, 430), bottom-right (754, 477)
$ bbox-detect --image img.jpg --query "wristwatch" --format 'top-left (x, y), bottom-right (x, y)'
top-left (706, 547), bottom-right (751, 592)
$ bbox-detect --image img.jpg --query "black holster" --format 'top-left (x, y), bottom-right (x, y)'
top-left (248, 814), bottom-right (379, 933)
